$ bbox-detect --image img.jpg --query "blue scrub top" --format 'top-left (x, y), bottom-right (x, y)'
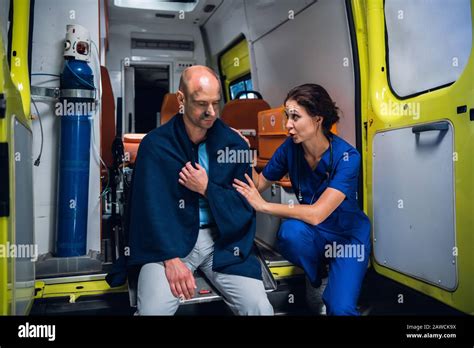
top-left (262, 134), bottom-right (371, 244)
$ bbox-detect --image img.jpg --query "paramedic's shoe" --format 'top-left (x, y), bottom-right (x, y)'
top-left (305, 276), bottom-right (328, 315)
top-left (357, 303), bottom-right (372, 316)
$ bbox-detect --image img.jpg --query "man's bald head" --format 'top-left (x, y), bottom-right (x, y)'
top-left (176, 65), bottom-right (222, 131)
top-left (178, 65), bottom-right (221, 97)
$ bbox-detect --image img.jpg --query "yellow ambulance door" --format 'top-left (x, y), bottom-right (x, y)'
top-left (0, 0), bottom-right (35, 315)
top-left (364, 0), bottom-right (474, 314)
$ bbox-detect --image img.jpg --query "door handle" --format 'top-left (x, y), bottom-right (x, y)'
top-left (412, 122), bottom-right (449, 134)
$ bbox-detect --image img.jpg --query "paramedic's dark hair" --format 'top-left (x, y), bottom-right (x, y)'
top-left (284, 84), bottom-right (340, 135)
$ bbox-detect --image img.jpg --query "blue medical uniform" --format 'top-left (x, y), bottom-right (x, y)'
top-left (262, 134), bottom-right (371, 316)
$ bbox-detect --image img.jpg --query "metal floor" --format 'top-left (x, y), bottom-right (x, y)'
top-left (30, 268), bottom-right (465, 316)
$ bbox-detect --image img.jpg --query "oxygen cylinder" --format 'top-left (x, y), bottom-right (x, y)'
top-left (56, 24), bottom-right (95, 257)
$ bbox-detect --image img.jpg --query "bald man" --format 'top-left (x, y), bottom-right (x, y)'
top-left (131, 66), bottom-right (274, 315)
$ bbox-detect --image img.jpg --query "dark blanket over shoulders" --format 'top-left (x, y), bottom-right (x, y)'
top-left (106, 114), bottom-right (261, 287)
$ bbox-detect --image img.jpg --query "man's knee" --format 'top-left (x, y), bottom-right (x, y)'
top-left (137, 263), bottom-right (179, 315)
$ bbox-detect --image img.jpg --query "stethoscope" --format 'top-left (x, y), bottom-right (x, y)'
top-left (297, 135), bottom-right (334, 204)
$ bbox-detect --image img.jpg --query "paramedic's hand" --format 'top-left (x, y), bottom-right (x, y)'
top-left (231, 127), bottom-right (259, 181)
top-left (230, 127), bottom-right (251, 148)
top-left (179, 162), bottom-right (208, 196)
top-left (233, 173), bottom-right (267, 212)
top-left (164, 258), bottom-right (197, 300)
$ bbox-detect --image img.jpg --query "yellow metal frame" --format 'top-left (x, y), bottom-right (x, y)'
top-left (219, 38), bottom-right (252, 101)
top-left (0, 0), bottom-right (32, 315)
top-left (34, 280), bottom-right (128, 303)
top-left (9, 0), bottom-right (31, 118)
top-left (353, 0), bottom-right (474, 314)
top-left (269, 265), bottom-right (304, 280)
top-left (350, 0), bottom-right (370, 215)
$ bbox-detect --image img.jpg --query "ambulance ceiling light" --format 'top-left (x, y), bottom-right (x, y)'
top-left (114, 0), bottom-right (199, 12)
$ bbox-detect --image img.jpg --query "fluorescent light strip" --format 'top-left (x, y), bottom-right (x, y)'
top-left (114, 0), bottom-right (199, 12)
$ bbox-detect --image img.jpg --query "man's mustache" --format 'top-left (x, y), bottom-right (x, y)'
top-left (200, 113), bottom-right (215, 120)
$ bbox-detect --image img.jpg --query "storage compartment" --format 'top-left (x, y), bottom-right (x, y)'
top-left (257, 107), bottom-right (287, 160)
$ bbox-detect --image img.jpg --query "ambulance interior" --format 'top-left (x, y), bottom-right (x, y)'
top-left (1, 0), bottom-right (472, 316)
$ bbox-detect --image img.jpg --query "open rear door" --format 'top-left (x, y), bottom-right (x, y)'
top-left (364, 0), bottom-right (474, 314)
top-left (0, 0), bottom-right (35, 315)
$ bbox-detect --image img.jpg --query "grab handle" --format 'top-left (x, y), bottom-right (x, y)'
top-left (412, 122), bottom-right (449, 134)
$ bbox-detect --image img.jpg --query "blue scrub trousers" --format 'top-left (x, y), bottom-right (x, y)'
top-left (277, 219), bottom-right (370, 316)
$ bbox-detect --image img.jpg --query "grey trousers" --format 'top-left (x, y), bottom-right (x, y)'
top-left (136, 228), bottom-right (274, 315)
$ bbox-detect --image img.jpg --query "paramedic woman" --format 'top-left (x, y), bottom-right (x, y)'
top-left (233, 84), bottom-right (371, 316)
